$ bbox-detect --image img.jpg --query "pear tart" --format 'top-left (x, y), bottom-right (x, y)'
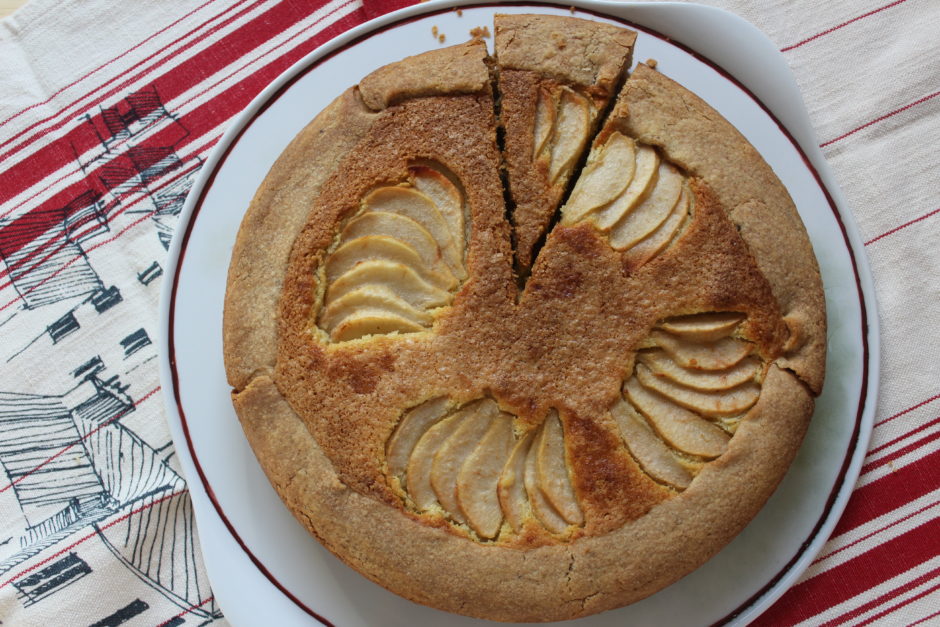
top-left (224, 14), bottom-right (825, 623)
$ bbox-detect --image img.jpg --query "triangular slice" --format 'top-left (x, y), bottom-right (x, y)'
top-left (495, 14), bottom-right (636, 275)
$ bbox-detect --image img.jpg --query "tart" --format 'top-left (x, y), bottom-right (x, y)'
top-left (223, 13), bottom-right (825, 622)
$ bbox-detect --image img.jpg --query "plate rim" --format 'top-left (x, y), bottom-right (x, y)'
top-left (159, 1), bottom-right (880, 624)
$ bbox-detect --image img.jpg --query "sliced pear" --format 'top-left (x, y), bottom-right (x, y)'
top-left (363, 187), bottom-right (464, 278)
top-left (659, 312), bottom-right (745, 342)
top-left (536, 411), bottom-right (583, 525)
top-left (341, 212), bottom-right (444, 274)
top-left (548, 88), bottom-right (591, 184)
top-left (329, 309), bottom-right (425, 342)
top-left (617, 186), bottom-right (688, 260)
top-left (410, 166), bottom-right (465, 250)
top-left (326, 235), bottom-right (455, 290)
top-left (591, 145), bottom-right (659, 230)
top-left (533, 85), bottom-right (557, 159)
top-left (638, 350), bottom-right (760, 391)
top-left (611, 398), bottom-right (691, 489)
top-left (624, 378), bottom-right (730, 459)
top-left (563, 132), bottom-right (636, 224)
top-left (324, 260), bottom-right (451, 310)
top-left (498, 433), bottom-right (532, 533)
top-left (635, 363), bottom-right (761, 418)
top-left (649, 330), bottom-right (753, 371)
top-left (320, 285), bottom-right (431, 332)
top-left (607, 163), bottom-right (684, 248)
top-left (457, 413), bottom-right (515, 539)
top-left (387, 397), bottom-right (450, 482)
top-left (524, 423), bottom-right (569, 534)
top-left (407, 412), bottom-right (464, 511)
top-left (431, 400), bottom-right (500, 523)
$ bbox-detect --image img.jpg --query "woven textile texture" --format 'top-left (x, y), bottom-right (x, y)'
top-left (0, 0), bottom-right (937, 625)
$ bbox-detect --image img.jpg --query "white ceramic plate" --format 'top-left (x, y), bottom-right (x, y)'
top-left (159, 2), bottom-right (879, 625)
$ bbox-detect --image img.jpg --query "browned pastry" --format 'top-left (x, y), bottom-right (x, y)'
top-left (496, 14), bottom-right (636, 277)
top-left (223, 16), bottom-right (825, 623)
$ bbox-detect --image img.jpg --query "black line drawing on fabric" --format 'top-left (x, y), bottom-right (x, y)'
top-left (89, 598), bottom-right (150, 627)
top-left (12, 552), bottom-right (92, 607)
top-left (4, 284), bottom-right (122, 364)
top-left (119, 328), bottom-right (151, 359)
top-left (0, 84), bottom-right (200, 370)
top-left (76, 85), bottom-right (202, 251)
top-left (0, 358), bottom-right (218, 620)
top-left (0, 198), bottom-right (107, 311)
top-left (137, 261), bottom-right (162, 286)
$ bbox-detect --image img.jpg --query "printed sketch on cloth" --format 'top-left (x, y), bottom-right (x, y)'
top-left (0, 1), bottom-right (384, 623)
top-left (0, 84), bottom-right (220, 625)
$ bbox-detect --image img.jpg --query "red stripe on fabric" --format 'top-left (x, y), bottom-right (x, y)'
top-left (361, 0), bottom-right (414, 19)
top-left (0, 3), bottom-right (349, 276)
top-left (156, 595), bottom-right (216, 627)
top-left (820, 90), bottom-right (940, 148)
top-left (0, 13), bottom-right (357, 306)
top-left (0, 0), bottom-right (323, 206)
top-left (877, 392), bottom-right (940, 427)
top-left (865, 207), bottom-right (940, 246)
top-left (0, 0), bottom-right (359, 256)
top-left (813, 500), bottom-right (939, 564)
top-left (869, 415), bottom-right (940, 457)
top-left (911, 607), bottom-right (940, 626)
top-left (834, 448), bottom-right (940, 537)
top-left (861, 427), bottom-right (940, 474)
top-left (0, 488), bottom-right (187, 590)
top-left (823, 567), bottom-right (940, 627)
top-left (0, 0), bottom-right (217, 131)
top-left (855, 578), bottom-right (940, 626)
top-left (0, 387), bottom-right (160, 494)
top-left (0, 157), bottom-right (202, 290)
top-left (0, 0), bottom-right (263, 163)
top-left (752, 517), bottom-right (940, 626)
top-left (780, 0), bottom-right (911, 52)
top-left (0, 159), bottom-right (207, 307)
top-left (0, 149), bottom-right (208, 287)
top-left (0, 1), bottom-right (354, 287)
top-left (0, 0), bottom-right (360, 279)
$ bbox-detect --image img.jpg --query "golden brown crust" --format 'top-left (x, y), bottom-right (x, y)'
top-left (223, 18), bottom-right (826, 623)
top-left (359, 39), bottom-right (491, 111)
top-left (611, 64), bottom-right (826, 393)
top-left (235, 365), bottom-right (812, 622)
top-left (223, 88), bottom-right (377, 391)
top-left (494, 14), bottom-right (637, 93)
top-left (495, 15), bottom-right (636, 274)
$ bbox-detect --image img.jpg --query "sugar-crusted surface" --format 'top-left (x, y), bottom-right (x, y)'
top-left (223, 20), bottom-right (825, 623)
